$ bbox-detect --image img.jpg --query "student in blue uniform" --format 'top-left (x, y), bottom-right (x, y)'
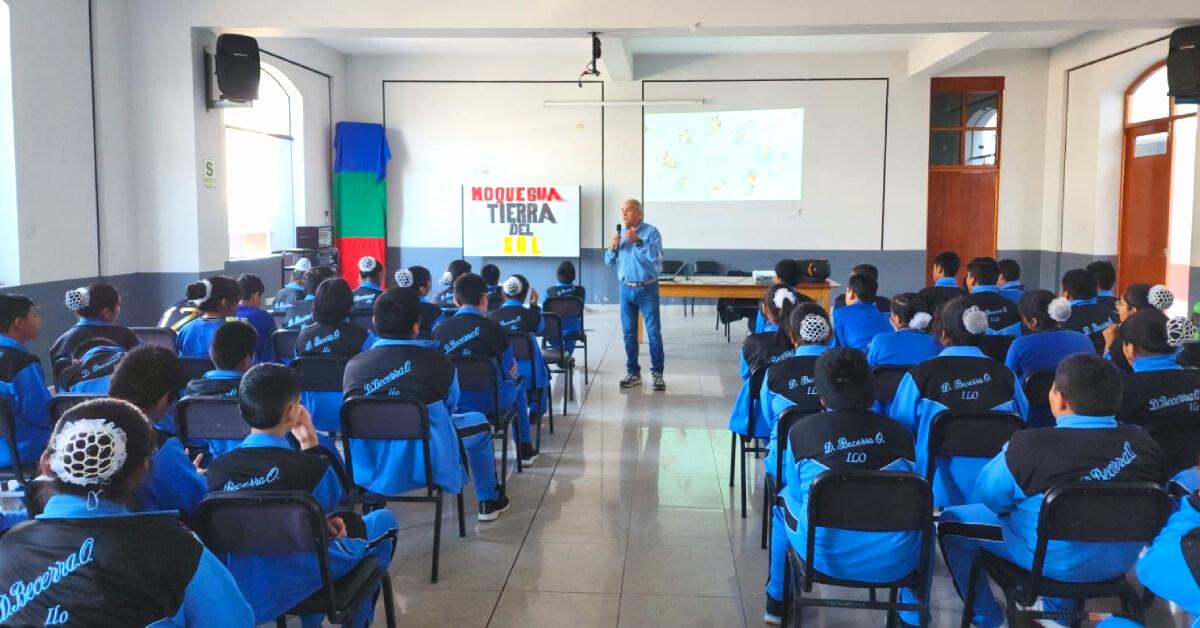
top-left (434, 273), bottom-right (538, 463)
top-left (965, 257), bottom-right (1022, 335)
top-left (866, 292), bottom-right (938, 369)
top-left (183, 320), bottom-right (257, 459)
top-left (760, 302), bottom-right (833, 479)
top-left (295, 278), bottom-right (376, 434)
top-left (273, 256), bottom-right (311, 312)
top-left (396, 265), bottom-right (445, 336)
top-left (544, 260), bottom-right (587, 354)
top-left (1060, 268), bottom-right (1119, 355)
top-left (56, 338), bottom-right (126, 394)
top-left (206, 363), bottom-right (397, 628)
top-left (763, 348), bottom-right (919, 624)
top-left (1004, 290), bottom-right (1095, 429)
top-left (729, 285), bottom-right (801, 447)
top-left (343, 288), bottom-right (510, 520)
top-left (0, 294), bottom-right (51, 474)
top-left (351, 256), bottom-right (384, 312)
top-left (49, 283), bottom-right (139, 379)
top-left (1104, 283), bottom-right (1172, 373)
top-left (489, 275), bottom-right (549, 416)
top-left (435, 259), bottom-right (472, 308)
top-left (481, 263), bottom-right (503, 311)
top-left (235, 273), bottom-right (276, 364)
top-left (996, 258), bottom-right (1025, 303)
top-left (918, 251), bottom-right (967, 318)
top-left (833, 263), bottom-right (891, 313)
top-left (0, 398), bottom-right (254, 626)
top-left (1135, 490), bottom-right (1200, 624)
top-left (1088, 260), bottom-right (1119, 311)
top-left (108, 345), bottom-right (207, 519)
top-left (754, 259), bottom-right (810, 333)
top-left (889, 297), bottom-right (1028, 507)
top-left (832, 273), bottom-right (894, 351)
top-left (283, 266), bottom-right (337, 331)
top-left (924, 354), bottom-right (1166, 628)
top-left (176, 276), bottom-right (241, 358)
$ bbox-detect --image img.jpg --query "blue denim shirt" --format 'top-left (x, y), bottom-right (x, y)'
top-left (603, 222), bottom-right (663, 283)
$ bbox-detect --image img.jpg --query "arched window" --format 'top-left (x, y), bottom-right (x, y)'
top-left (224, 62), bottom-right (304, 258)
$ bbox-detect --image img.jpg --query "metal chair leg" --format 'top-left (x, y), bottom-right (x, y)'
top-left (381, 573), bottom-right (398, 628)
top-left (583, 345), bottom-right (589, 384)
top-left (431, 490), bottom-right (443, 583)
top-left (760, 482), bottom-right (770, 549)
top-left (457, 492), bottom-right (466, 537)
top-left (729, 433), bottom-right (736, 488)
top-left (548, 384), bottom-right (555, 434)
top-left (740, 436), bottom-right (748, 518)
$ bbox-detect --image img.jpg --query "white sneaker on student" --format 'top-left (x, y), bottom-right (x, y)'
top-left (1023, 598), bottom-right (1068, 628)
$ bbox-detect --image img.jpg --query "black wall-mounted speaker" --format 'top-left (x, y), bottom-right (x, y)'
top-left (214, 34), bottom-right (260, 103)
top-left (1168, 26), bottom-right (1200, 105)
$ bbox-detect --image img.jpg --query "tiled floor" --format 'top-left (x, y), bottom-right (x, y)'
top-left (363, 306), bottom-right (1190, 627)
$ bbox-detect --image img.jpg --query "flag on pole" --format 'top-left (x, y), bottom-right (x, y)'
top-left (333, 121), bottom-right (391, 286)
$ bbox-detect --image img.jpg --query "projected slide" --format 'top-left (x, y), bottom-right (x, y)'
top-left (644, 108), bottom-right (804, 202)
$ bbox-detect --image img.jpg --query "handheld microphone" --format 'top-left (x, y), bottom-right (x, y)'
top-left (613, 224), bottom-right (622, 251)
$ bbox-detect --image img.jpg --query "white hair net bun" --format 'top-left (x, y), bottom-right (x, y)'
top-left (798, 314), bottom-right (830, 343)
top-left (1167, 316), bottom-right (1197, 348)
top-left (1149, 285), bottom-right (1174, 311)
top-left (293, 257), bottom-right (313, 273)
top-left (962, 306), bottom-right (990, 335)
top-left (773, 289), bottom-right (797, 311)
top-left (502, 276), bottom-right (524, 297)
top-left (908, 312), bottom-right (932, 331)
top-left (64, 287), bottom-right (90, 312)
top-left (395, 268), bottom-right (414, 288)
top-left (50, 418), bottom-right (128, 487)
top-left (440, 271), bottom-right (454, 287)
top-left (1048, 297), bottom-right (1072, 323)
top-left (358, 256), bottom-right (378, 273)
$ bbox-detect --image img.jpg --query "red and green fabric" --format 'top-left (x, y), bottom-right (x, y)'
top-left (334, 121), bottom-right (391, 285)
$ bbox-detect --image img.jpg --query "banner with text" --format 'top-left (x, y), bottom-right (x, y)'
top-left (461, 184), bottom-right (581, 257)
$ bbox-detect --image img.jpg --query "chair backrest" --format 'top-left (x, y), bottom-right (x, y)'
top-left (272, 329), bottom-right (300, 361)
top-left (745, 367), bottom-right (768, 435)
top-left (130, 326), bottom-right (178, 352)
top-left (661, 260), bottom-right (685, 275)
top-left (543, 296), bottom-right (584, 319)
top-left (693, 260), bottom-right (719, 276)
top-left (873, 366), bottom-right (911, 405)
top-left (978, 335), bottom-right (1016, 363)
top-left (927, 411), bottom-right (1024, 478)
top-left (49, 394), bottom-right (103, 431)
top-left (449, 355), bottom-right (502, 418)
top-left (541, 312), bottom-right (565, 345)
top-left (1140, 419), bottom-right (1200, 476)
top-left (1022, 370), bottom-right (1056, 409)
top-left (0, 396), bottom-right (27, 483)
top-left (776, 405), bottom-right (819, 481)
top-left (348, 311), bottom-right (374, 332)
top-left (508, 333), bottom-right (536, 362)
top-left (176, 396), bottom-right (250, 444)
top-left (180, 356), bottom-right (216, 384)
top-left (292, 357), bottom-right (348, 393)
top-left (339, 397), bottom-right (433, 492)
top-left (270, 310), bottom-right (288, 329)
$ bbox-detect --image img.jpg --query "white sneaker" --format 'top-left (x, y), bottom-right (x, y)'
top-left (1023, 599), bottom-right (1068, 628)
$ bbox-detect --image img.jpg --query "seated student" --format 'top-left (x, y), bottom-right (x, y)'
top-left (234, 273), bottom-right (276, 364)
top-left (996, 258), bottom-right (1025, 303)
top-left (1104, 283), bottom-right (1171, 373)
top-left (544, 260), bottom-right (586, 354)
top-left (890, 297), bottom-right (1028, 507)
top-left (866, 292), bottom-right (938, 369)
top-left (753, 259), bottom-right (812, 333)
top-left (0, 295), bottom-right (51, 474)
top-left (0, 398), bottom-right (254, 626)
top-left (763, 348), bottom-right (918, 625)
top-left (343, 288), bottom-right (510, 520)
top-left (283, 266), bottom-right (337, 331)
top-left (489, 275), bottom-right (549, 415)
top-left (295, 278), bottom-right (376, 434)
top-left (928, 354), bottom-right (1166, 628)
top-left (760, 303), bottom-right (833, 477)
top-left (206, 363), bottom-right (397, 628)
top-left (435, 259), bottom-right (472, 308)
top-left (481, 263), bottom-right (503, 311)
top-left (56, 337), bottom-right (127, 394)
top-left (1115, 310), bottom-right (1200, 462)
top-left (1004, 290), bottom-right (1095, 384)
top-left (1060, 268), bottom-right (1120, 354)
top-left (917, 251), bottom-right (967, 317)
top-left (833, 263), bottom-right (891, 313)
top-left (273, 256), bottom-right (311, 312)
top-left (108, 345), bottom-right (206, 518)
top-left (1088, 260), bottom-right (1119, 311)
top-left (157, 290), bottom-right (202, 332)
top-left (434, 272), bottom-right (538, 463)
top-left (1135, 485), bottom-right (1200, 625)
top-left (183, 320), bottom-right (257, 458)
top-left (965, 257), bottom-right (1022, 336)
top-left (176, 276), bottom-right (241, 358)
top-left (832, 273), bottom-right (894, 351)
top-left (49, 283), bottom-right (139, 378)
top-left (729, 285), bottom-right (801, 445)
top-left (395, 266), bottom-right (444, 336)
top-left (351, 255), bottom-right (384, 312)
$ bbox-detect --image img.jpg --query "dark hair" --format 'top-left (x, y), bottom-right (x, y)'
top-left (1061, 269), bottom-right (1098, 300)
top-left (1086, 261), bottom-right (1116, 291)
top-left (359, 257), bottom-right (383, 281)
top-left (0, 294), bottom-right (34, 332)
top-left (303, 266), bottom-right (337, 296)
top-left (72, 336), bottom-right (119, 360)
top-left (997, 259), bottom-right (1021, 282)
top-left (481, 264), bottom-right (501, 285)
top-left (373, 287), bottom-right (422, 338)
top-left (784, 302), bottom-right (831, 345)
top-left (454, 272), bottom-right (487, 307)
top-left (814, 348), bottom-right (875, 411)
top-left (762, 284), bottom-right (801, 328)
top-left (556, 260), bottom-right (577, 283)
top-left (313, 278), bottom-right (354, 325)
top-left (507, 274), bottom-right (531, 302)
top-left (447, 260), bottom-right (472, 280)
top-left (933, 251), bottom-right (961, 277)
top-left (210, 320), bottom-right (258, 370)
top-left (1019, 289), bottom-right (1061, 330)
top-left (847, 274), bottom-right (878, 301)
top-left (109, 345), bottom-right (185, 410)
top-left (936, 297), bottom-right (984, 346)
top-left (890, 292), bottom-right (925, 327)
top-left (1054, 353), bottom-right (1123, 416)
top-left (186, 276), bottom-right (241, 313)
top-left (774, 259), bottom-right (800, 286)
top-left (236, 274), bottom-right (265, 301)
top-left (1122, 283), bottom-right (1153, 311)
top-left (238, 363), bottom-right (301, 430)
top-left (850, 264), bottom-right (879, 281)
top-left (1120, 310), bottom-right (1173, 356)
top-left (49, 398), bottom-right (155, 500)
top-left (966, 257), bottom-right (1000, 286)
top-left (76, 283), bottom-right (120, 319)
top-left (409, 265), bottom-right (432, 290)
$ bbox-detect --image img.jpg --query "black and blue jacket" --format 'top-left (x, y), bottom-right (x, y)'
top-left (760, 344), bottom-right (829, 476)
top-left (48, 317), bottom-right (139, 379)
top-left (1063, 298), bottom-right (1119, 354)
top-left (57, 344), bottom-right (126, 394)
top-left (729, 324), bottom-right (795, 438)
top-left (969, 285), bottom-right (1022, 336)
top-left (272, 282), bottom-right (305, 312)
top-left (0, 335), bottom-right (51, 471)
top-left (350, 281), bottom-right (382, 312)
top-left (918, 277), bottom-right (966, 318)
top-left (282, 296), bottom-right (316, 331)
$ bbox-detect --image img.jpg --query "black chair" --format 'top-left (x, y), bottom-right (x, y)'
top-left (979, 335), bottom-right (1016, 363)
top-left (194, 491), bottom-right (396, 627)
top-left (762, 405), bottom-right (819, 550)
top-left (540, 313), bottom-right (575, 420)
top-left (340, 397), bottom-right (463, 584)
top-left (292, 356), bottom-right (348, 435)
top-left (272, 329), bottom-right (300, 363)
top-left (732, 367), bottom-right (769, 520)
top-left (0, 397), bottom-right (35, 486)
top-left (48, 393), bottom-right (103, 431)
top-left (509, 333), bottom-right (550, 448)
top-left (542, 296), bottom-right (588, 384)
top-left (348, 311), bottom-right (374, 332)
top-left (180, 356), bottom-right (216, 384)
top-left (1022, 370), bottom-right (1057, 429)
top-left (960, 481), bottom-right (1172, 628)
top-left (270, 310), bottom-right (288, 330)
top-left (660, 260), bottom-right (688, 314)
top-left (175, 396), bottom-right (250, 452)
top-left (783, 471), bottom-right (934, 627)
top-left (690, 260), bottom-right (720, 315)
top-left (130, 326), bottom-right (178, 352)
top-left (719, 270), bottom-right (759, 343)
top-left (873, 366), bottom-right (911, 406)
top-left (926, 411), bottom-right (1025, 487)
top-left (450, 355), bottom-right (520, 487)
top-left (1136, 419), bottom-right (1200, 477)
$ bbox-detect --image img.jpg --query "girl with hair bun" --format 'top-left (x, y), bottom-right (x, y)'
top-left (489, 274), bottom-right (550, 416)
top-left (1116, 312), bottom-right (1200, 458)
top-left (866, 292), bottom-right (939, 369)
top-left (175, 276), bottom-right (241, 358)
top-left (889, 296), bottom-right (1028, 507)
top-left (1004, 289), bottom-right (1096, 384)
top-left (728, 284), bottom-right (803, 445)
top-left (351, 256), bottom-right (384, 312)
top-left (1105, 283), bottom-right (1173, 373)
top-left (399, 265), bottom-right (445, 337)
top-left (49, 283), bottom-right (139, 380)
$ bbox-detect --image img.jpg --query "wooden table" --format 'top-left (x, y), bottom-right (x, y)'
top-left (637, 277), bottom-right (840, 341)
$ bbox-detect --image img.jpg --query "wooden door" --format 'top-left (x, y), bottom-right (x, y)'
top-left (926, 169), bottom-right (998, 283)
top-left (1117, 119), bottom-right (1171, 289)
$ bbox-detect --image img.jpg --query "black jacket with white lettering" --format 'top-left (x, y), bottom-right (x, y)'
top-left (742, 332), bottom-right (795, 374)
top-left (296, 322), bottom-right (370, 360)
top-left (434, 311), bottom-right (509, 360)
top-left (905, 354), bottom-right (1017, 412)
top-left (206, 446), bottom-right (329, 495)
top-left (788, 409), bottom-right (916, 471)
top-left (343, 342), bottom-right (455, 403)
top-left (1063, 303), bottom-right (1119, 354)
top-left (1002, 424), bottom-right (1165, 494)
top-left (489, 304), bottom-right (542, 335)
top-left (766, 353), bottom-right (823, 413)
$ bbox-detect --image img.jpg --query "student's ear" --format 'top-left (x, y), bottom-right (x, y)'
top-left (453, 295), bottom-right (462, 308)
top-left (1122, 341), bottom-right (1136, 363)
top-left (411, 321), bottom-right (420, 337)
top-left (1048, 384), bottom-right (1071, 419)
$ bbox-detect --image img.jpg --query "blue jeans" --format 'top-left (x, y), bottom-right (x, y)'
top-left (620, 283), bottom-right (664, 375)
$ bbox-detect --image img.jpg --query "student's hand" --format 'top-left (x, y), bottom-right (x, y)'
top-left (509, 363), bottom-right (520, 379)
top-left (290, 407), bottom-right (319, 451)
top-left (191, 453), bottom-right (207, 475)
top-left (529, 288), bottom-right (539, 307)
top-left (609, 233), bottom-right (620, 250)
top-left (326, 516), bottom-right (348, 539)
top-left (1102, 324), bottom-right (1117, 351)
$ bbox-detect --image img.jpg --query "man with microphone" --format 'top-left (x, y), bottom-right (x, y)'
top-left (605, 199), bottom-right (666, 390)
